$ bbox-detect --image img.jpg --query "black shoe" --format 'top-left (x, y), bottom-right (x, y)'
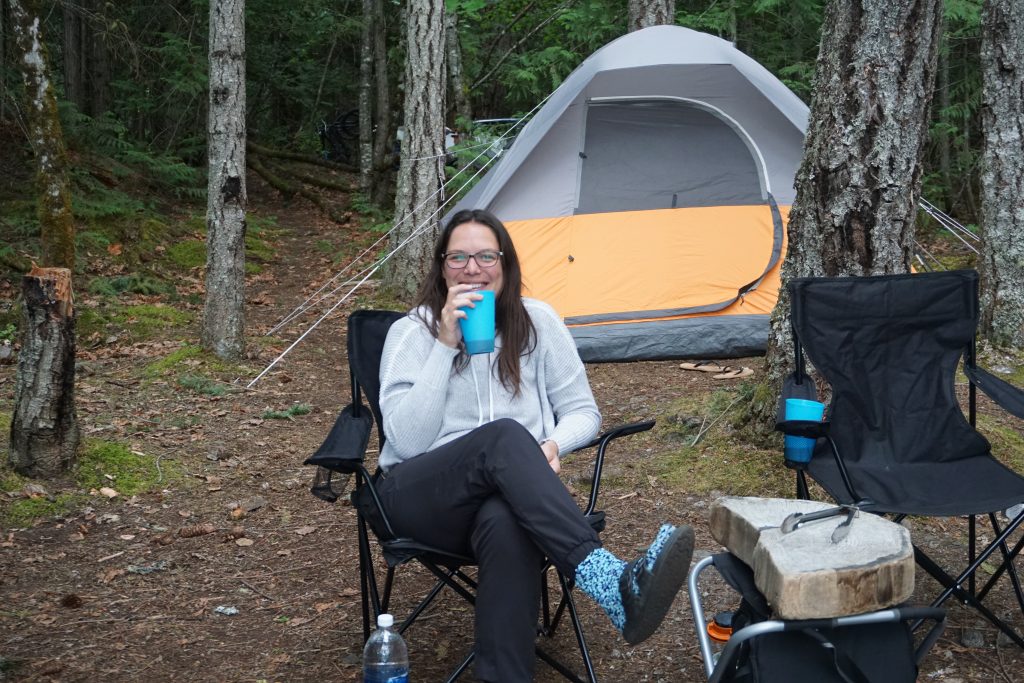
top-left (619, 524), bottom-right (695, 645)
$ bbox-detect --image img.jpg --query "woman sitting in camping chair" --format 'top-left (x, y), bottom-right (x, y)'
top-left (373, 208), bottom-right (695, 682)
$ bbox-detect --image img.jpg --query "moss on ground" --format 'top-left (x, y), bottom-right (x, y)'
top-left (142, 343), bottom-right (246, 389)
top-left (649, 388), bottom-right (791, 498)
top-left (76, 440), bottom-right (178, 494)
top-left (77, 302), bottom-right (193, 342)
top-left (1, 434), bottom-right (181, 526)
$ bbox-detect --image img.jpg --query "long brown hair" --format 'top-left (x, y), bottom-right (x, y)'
top-left (414, 209), bottom-right (536, 394)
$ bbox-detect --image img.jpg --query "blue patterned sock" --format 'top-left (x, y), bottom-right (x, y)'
top-left (629, 523), bottom-right (677, 593)
top-left (574, 548), bottom-right (627, 631)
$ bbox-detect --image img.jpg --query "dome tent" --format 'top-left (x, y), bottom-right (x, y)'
top-left (444, 25), bottom-right (808, 361)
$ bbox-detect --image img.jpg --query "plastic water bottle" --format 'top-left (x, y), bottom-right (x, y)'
top-left (363, 613), bottom-right (409, 683)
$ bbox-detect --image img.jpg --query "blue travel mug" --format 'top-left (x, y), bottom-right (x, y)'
top-left (458, 290), bottom-right (495, 355)
top-left (784, 398), bottom-right (825, 463)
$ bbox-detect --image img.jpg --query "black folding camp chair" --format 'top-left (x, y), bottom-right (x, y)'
top-left (776, 270), bottom-right (1024, 648)
top-left (688, 554), bottom-right (946, 682)
top-left (304, 309), bottom-right (654, 682)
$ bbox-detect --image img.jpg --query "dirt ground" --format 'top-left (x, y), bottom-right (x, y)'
top-left (2, 185), bottom-right (1024, 682)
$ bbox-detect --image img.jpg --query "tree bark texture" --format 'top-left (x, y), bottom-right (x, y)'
top-left (202, 0), bottom-right (247, 359)
top-left (446, 11), bottom-right (472, 126)
top-left (628, 0), bottom-right (675, 31)
top-left (9, 0), bottom-right (76, 270)
top-left (753, 0), bottom-right (944, 429)
top-left (358, 0), bottom-right (374, 195)
top-left (62, 1), bottom-right (85, 110)
top-left (10, 267), bottom-right (79, 477)
top-left (387, 0), bottom-right (446, 301)
top-left (979, 0), bottom-right (1024, 348)
top-left (370, 0), bottom-right (394, 205)
top-left (86, 0), bottom-right (110, 116)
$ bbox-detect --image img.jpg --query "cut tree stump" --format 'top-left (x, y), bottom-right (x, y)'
top-left (9, 266), bottom-right (80, 477)
top-left (709, 496), bottom-right (915, 619)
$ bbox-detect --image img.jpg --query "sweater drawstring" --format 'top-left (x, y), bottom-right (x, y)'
top-left (487, 352), bottom-right (494, 423)
top-left (470, 360), bottom-right (484, 427)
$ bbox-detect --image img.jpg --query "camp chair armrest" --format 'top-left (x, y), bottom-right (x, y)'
top-left (965, 365), bottom-right (1024, 420)
top-left (569, 419), bottom-right (655, 516)
top-left (775, 419), bottom-right (831, 439)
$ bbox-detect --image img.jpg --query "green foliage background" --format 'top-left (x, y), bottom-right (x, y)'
top-left (0, 0), bottom-right (987, 271)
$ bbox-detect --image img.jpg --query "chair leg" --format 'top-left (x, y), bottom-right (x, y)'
top-left (558, 571), bottom-right (598, 683)
top-left (976, 514), bottom-right (1024, 608)
top-left (914, 545), bottom-right (1024, 648)
top-left (444, 649), bottom-right (475, 683)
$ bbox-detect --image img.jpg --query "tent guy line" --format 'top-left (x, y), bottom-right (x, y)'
top-left (246, 140), bottom-right (513, 388)
top-left (264, 97), bottom-right (549, 338)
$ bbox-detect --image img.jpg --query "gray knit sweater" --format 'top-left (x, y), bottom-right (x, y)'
top-left (377, 298), bottom-right (601, 470)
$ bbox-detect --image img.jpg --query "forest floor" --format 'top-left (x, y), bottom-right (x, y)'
top-left (2, 176), bottom-right (1024, 682)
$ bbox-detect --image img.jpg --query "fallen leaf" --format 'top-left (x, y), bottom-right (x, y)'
top-left (276, 549), bottom-right (293, 557)
top-left (118, 534), bottom-right (136, 541)
top-left (98, 568), bottom-right (126, 584)
top-left (229, 508), bottom-right (246, 520)
top-left (98, 487), bottom-right (119, 499)
top-left (107, 243), bottom-right (123, 256)
top-left (68, 532), bottom-right (85, 542)
top-left (235, 537), bottom-right (254, 547)
top-left (295, 526), bottom-right (317, 536)
top-left (152, 532), bottom-right (176, 546)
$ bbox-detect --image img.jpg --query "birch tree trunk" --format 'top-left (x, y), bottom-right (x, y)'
top-left (10, 0), bottom-right (75, 270)
top-left (628, 0), bottom-right (675, 32)
top-left (446, 11), bottom-right (472, 126)
top-left (978, 0), bottom-right (1024, 349)
top-left (10, 267), bottom-right (79, 477)
top-left (751, 0), bottom-right (944, 428)
top-left (386, 0), bottom-right (445, 301)
top-left (358, 0), bottom-right (374, 195)
top-left (202, 0), bottom-right (247, 359)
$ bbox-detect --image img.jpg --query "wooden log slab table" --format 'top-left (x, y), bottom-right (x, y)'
top-left (709, 496), bottom-right (915, 619)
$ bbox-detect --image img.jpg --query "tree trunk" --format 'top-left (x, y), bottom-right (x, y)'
top-left (86, 0), bottom-right (110, 116)
top-left (979, 0), bottom-right (1024, 348)
top-left (937, 37), bottom-right (953, 212)
top-left (202, 0), bottom-right (247, 360)
top-left (370, 0), bottom-right (394, 206)
top-left (10, 0), bottom-right (75, 270)
top-left (751, 0), bottom-right (944, 430)
top-left (9, 267), bottom-right (79, 477)
top-left (446, 11), bottom-right (472, 126)
top-left (627, 0), bottom-right (675, 31)
top-left (62, 1), bottom-right (85, 110)
top-left (1, 0), bottom-right (6, 120)
top-left (386, 0), bottom-right (445, 301)
top-left (358, 0), bottom-right (374, 195)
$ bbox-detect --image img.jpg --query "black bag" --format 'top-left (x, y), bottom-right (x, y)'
top-left (714, 554), bottom-right (917, 683)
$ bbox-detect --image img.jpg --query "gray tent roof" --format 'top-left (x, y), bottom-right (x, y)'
top-left (445, 25), bottom-right (809, 222)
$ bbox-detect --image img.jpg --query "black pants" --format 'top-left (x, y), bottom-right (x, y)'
top-left (375, 418), bottom-right (602, 683)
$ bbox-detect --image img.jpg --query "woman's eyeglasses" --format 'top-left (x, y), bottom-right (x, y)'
top-left (443, 250), bottom-right (503, 269)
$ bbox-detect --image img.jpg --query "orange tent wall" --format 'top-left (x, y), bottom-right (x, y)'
top-left (508, 205), bottom-right (790, 327)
